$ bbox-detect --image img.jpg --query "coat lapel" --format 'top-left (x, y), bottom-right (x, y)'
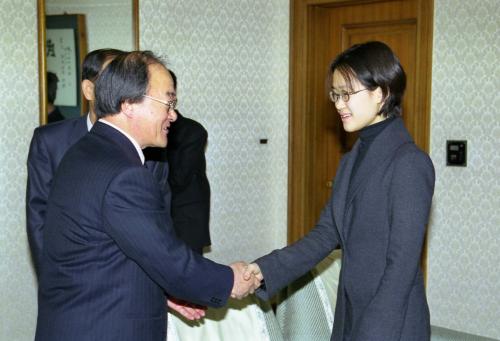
top-left (345, 118), bottom-right (412, 211)
top-left (332, 140), bottom-right (360, 244)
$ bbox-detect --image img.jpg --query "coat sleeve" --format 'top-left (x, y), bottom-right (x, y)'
top-left (254, 192), bottom-right (341, 301)
top-left (26, 129), bottom-right (53, 276)
top-left (354, 150), bottom-right (435, 340)
top-left (102, 166), bottom-right (233, 307)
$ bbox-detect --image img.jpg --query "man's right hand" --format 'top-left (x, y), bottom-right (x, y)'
top-left (229, 261), bottom-right (262, 299)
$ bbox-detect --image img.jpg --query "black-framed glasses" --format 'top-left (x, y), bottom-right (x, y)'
top-left (143, 94), bottom-right (177, 111)
top-left (329, 88), bottom-right (368, 103)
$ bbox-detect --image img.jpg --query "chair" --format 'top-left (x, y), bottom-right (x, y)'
top-left (274, 250), bottom-right (342, 340)
top-left (167, 295), bottom-right (284, 341)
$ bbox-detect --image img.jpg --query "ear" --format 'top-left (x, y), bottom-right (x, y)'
top-left (120, 101), bottom-right (135, 118)
top-left (373, 86), bottom-right (386, 104)
top-left (81, 80), bottom-right (95, 101)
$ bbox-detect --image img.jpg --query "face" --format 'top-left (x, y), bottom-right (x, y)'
top-left (331, 70), bottom-right (385, 132)
top-left (132, 64), bottom-right (177, 148)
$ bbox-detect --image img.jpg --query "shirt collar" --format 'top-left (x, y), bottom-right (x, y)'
top-left (86, 113), bottom-right (93, 132)
top-left (98, 118), bottom-right (145, 165)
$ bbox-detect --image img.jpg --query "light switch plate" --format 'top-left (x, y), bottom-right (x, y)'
top-left (446, 140), bottom-right (467, 167)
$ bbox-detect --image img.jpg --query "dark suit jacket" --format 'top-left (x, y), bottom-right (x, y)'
top-left (26, 117), bottom-right (172, 278)
top-left (26, 116), bottom-right (88, 275)
top-left (167, 112), bottom-right (211, 251)
top-left (35, 122), bottom-right (233, 341)
top-left (255, 118), bottom-right (435, 341)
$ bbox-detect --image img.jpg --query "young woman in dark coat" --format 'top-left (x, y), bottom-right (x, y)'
top-left (246, 41), bottom-right (435, 341)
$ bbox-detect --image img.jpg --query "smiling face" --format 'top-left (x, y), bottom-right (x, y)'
top-left (331, 69), bottom-right (386, 133)
top-left (132, 63), bottom-right (177, 148)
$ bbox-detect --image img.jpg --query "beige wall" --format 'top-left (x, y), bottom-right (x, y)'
top-left (46, 0), bottom-right (134, 52)
top-left (139, 0), bottom-right (290, 264)
top-left (427, 0), bottom-right (500, 338)
top-left (0, 0), bottom-right (498, 340)
top-left (0, 1), bottom-right (39, 340)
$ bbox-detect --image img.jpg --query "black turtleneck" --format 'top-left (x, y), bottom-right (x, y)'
top-left (350, 116), bottom-right (395, 182)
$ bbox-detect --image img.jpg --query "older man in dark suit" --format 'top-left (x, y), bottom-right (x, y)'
top-left (34, 51), bottom-right (259, 341)
top-left (27, 49), bottom-right (210, 321)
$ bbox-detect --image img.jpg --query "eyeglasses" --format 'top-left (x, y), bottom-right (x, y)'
top-left (329, 88), bottom-right (368, 103)
top-left (143, 94), bottom-right (177, 111)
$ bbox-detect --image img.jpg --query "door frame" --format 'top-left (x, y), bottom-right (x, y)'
top-left (288, 0), bottom-right (434, 278)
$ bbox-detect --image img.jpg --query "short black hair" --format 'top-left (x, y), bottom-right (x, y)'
top-left (47, 71), bottom-right (58, 104)
top-left (329, 41), bottom-right (406, 118)
top-left (82, 48), bottom-right (124, 82)
top-left (94, 50), bottom-right (167, 118)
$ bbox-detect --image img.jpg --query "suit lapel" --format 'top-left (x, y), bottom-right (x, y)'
top-left (332, 140), bottom-right (360, 244)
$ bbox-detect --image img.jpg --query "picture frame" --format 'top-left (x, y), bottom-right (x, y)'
top-left (46, 14), bottom-right (88, 119)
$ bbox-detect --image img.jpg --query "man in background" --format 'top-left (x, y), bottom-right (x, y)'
top-left (46, 71), bottom-right (65, 123)
top-left (167, 70), bottom-right (211, 254)
top-left (27, 49), bottom-right (124, 277)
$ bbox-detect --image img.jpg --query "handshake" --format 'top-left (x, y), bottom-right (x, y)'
top-left (230, 262), bottom-right (263, 299)
top-left (168, 262), bottom-right (263, 321)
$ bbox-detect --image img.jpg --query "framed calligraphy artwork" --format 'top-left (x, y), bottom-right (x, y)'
top-left (46, 14), bottom-right (88, 118)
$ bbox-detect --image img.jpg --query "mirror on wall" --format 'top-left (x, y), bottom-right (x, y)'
top-left (37, 0), bottom-right (139, 125)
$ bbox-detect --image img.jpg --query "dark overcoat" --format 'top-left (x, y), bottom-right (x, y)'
top-left (255, 117), bottom-right (435, 341)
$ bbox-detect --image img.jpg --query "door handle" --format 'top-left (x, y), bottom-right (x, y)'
top-left (326, 180), bottom-right (333, 188)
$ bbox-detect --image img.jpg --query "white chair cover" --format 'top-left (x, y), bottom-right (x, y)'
top-left (274, 250), bottom-right (342, 341)
top-left (167, 295), bottom-right (283, 341)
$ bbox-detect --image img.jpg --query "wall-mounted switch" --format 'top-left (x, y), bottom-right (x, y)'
top-left (446, 140), bottom-right (467, 167)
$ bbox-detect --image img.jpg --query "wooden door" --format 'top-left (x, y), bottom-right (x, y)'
top-left (288, 0), bottom-right (433, 255)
